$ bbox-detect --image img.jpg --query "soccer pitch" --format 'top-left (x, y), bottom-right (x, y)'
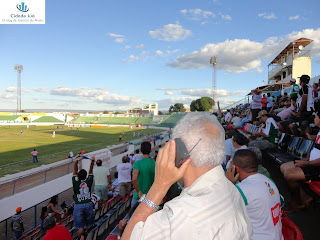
top-left (0, 125), bottom-right (163, 177)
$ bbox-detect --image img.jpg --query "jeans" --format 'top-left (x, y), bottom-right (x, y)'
top-left (14, 230), bottom-right (22, 240)
top-left (73, 202), bottom-right (94, 229)
top-left (33, 155), bottom-right (38, 163)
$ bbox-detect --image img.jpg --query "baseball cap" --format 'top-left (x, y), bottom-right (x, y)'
top-left (257, 110), bottom-right (268, 118)
top-left (16, 207), bottom-right (22, 213)
top-left (289, 78), bottom-right (296, 83)
top-left (298, 75), bottom-right (311, 83)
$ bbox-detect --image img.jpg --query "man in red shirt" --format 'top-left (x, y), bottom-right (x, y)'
top-left (43, 216), bottom-right (72, 240)
top-left (261, 94), bottom-right (268, 110)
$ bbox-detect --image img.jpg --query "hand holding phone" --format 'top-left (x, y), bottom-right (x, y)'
top-left (174, 138), bottom-right (190, 168)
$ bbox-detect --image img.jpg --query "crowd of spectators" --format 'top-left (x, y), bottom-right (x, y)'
top-left (11, 74), bottom-right (320, 240)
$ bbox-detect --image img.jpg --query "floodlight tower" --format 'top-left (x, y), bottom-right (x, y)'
top-left (210, 56), bottom-right (217, 110)
top-left (14, 65), bottom-right (23, 112)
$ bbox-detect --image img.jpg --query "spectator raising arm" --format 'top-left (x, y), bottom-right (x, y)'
top-left (89, 156), bottom-right (95, 175)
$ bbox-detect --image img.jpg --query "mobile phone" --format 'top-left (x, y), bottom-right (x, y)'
top-left (174, 138), bottom-right (190, 168)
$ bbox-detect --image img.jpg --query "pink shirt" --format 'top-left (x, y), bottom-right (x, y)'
top-left (31, 151), bottom-right (38, 156)
top-left (277, 106), bottom-right (293, 121)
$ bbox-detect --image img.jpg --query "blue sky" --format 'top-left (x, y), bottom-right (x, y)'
top-left (0, 0), bottom-right (320, 111)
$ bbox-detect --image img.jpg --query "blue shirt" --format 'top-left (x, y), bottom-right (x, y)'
top-left (238, 117), bottom-right (249, 128)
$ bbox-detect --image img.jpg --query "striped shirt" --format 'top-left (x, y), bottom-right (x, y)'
top-left (131, 166), bottom-right (252, 240)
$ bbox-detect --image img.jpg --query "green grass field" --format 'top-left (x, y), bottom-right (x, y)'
top-left (0, 125), bottom-right (163, 177)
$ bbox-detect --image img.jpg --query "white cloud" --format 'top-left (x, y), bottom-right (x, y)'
top-left (33, 87), bottom-right (48, 93)
top-left (140, 50), bottom-right (149, 56)
top-left (124, 45), bottom-right (131, 49)
top-left (258, 12), bottom-right (277, 19)
top-left (6, 87), bottom-right (30, 93)
top-left (180, 9), bottom-right (215, 21)
top-left (48, 86), bottom-right (141, 106)
top-left (136, 44), bottom-right (144, 49)
top-left (168, 28), bottom-right (320, 73)
top-left (0, 92), bottom-right (15, 99)
top-left (108, 33), bottom-right (126, 43)
top-left (180, 89), bottom-right (247, 98)
top-left (155, 50), bottom-right (164, 55)
top-left (149, 23), bottom-right (192, 41)
top-left (115, 38), bottom-right (125, 43)
top-left (108, 33), bottom-right (125, 38)
top-left (167, 49), bottom-right (180, 54)
top-left (128, 55), bottom-right (139, 62)
top-left (221, 14), bottom-right (232, 20)
top-left (165, 91), bottom-right (175, 96)
top-left (289, 15), bottom-right (300, 20)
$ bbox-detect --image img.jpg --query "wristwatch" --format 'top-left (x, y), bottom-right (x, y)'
top-left (138, 194), bottom-right (160, 211)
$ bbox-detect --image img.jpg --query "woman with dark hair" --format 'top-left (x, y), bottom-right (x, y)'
top-left (280, 111), bottom-right (320, 212)
top-left (47, 195), bottom-right (62, 220)
top-left (40, 207), bottom-right (48, 230)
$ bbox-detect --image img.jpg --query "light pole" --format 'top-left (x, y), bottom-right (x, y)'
top-left (210, 56), bottom-right (217, 111)
top-left (14, 65), bottom-right (23, 112)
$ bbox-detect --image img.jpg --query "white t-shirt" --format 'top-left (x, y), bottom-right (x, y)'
top-left (69, 151), bottom-right (74, 158)
top-left (231, 116), bottom-right (241, 126)
top-left (132, 154), bottom-right (143, 162)
top-left (112, 179), bottom-right (119, 196)
top-left (267, 97), bottom-right (273, 108)
top-left (224, 139), bottom-right (236, 165)
top-left (91, 193), bottom-right (100, 210)
top-left (117, 163), bottom-right (132, 183)
top-left (93, 167), bottom-right (110, 186)
top-left (225, 112), bottom-right (232, 123)
top-left (251, 94), bottom-right (262, 109)
top-left (236, 174), bottom-right (283, 240)
top-left (310, 132), bottom-right (320, 161)
top-left (226, 145), bottom-right (248, 169)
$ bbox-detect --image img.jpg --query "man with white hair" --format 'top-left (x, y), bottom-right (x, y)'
top-left (122, 113), bottom-right (252, 240)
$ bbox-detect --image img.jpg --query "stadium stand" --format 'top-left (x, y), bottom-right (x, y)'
top-left (32, 116), bottom-right (63, 123)
top-left (158, 113), bottom-right (185, 128)
top-left (0, 116), bottom-right (19, 121)
top-left (135, 117), bottom-right (153, 124)
top-left (73, 117), bottom-right (98, 123)
top-left (96, 117), bottom-right (138, 125)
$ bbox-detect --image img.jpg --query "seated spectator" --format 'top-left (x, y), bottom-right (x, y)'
top-left (223, 130), bottom-right (236, 170)
top-left (261, 94), bottom-right (268, 110)
top-left (238, 113), bottom-right (249, 128)
top-left (226, 149), bottom-right (283, 240)
top-left (60, 201), bottom-right (68, 219)
top-left (122, 113), bottom-right (252, 240)
top-left (43, 216), bottom-right (72, 240)
top-left (278, 96), bottom-right (298, 133)
top-left (226, 133), bottom-right (248, 169)
top-left (110, 172), bottom-right (120, 197)
top-left (249, 110), bottom-right (278, 150)
top-left (117, 156), bottom-right (133, 197)
top-left (280, 111), bottom-right (320, 212)
top-left (266, 92), bottom-right (273, 113)
top-left (247, 147), bottom-right (270, 178)
top-left (40, 206), bottom-right (48, 230)
top-left (91, 192), bottom-right (101, 212)
top-left (47, 195), bottom-right (62, 221)
top-left (231, 114), bottom-right (241, 128)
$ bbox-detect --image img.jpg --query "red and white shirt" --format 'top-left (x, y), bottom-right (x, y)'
top-left (236, 173), bottom-right (283, 240)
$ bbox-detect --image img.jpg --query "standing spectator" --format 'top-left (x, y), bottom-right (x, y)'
top-left (69, 150), bottom-right (74, 161)
top-left (290, 75), bottom-right (315, 137)
top-left (266, 92), bottom-right (273, 113)
top-left (290, 78), bottom-right (300, 98)
top-left (80, 149), bottom-right (84, 155)
top-left (52, 130), bottom-right (55, 138)
top-left (119, 134), bottom-right (122, 142)
top-left (93, 159), bottom-right (111, 203)
top-left (131, 141), bottom-right (155, 207)
top-left (43, 216), bottom-right (72, 240)
top-left (11, 207), bottom-right (24, 240)
top-left (251, 89), bottom-right (262, 123)
top-left (133, 131), bottom-right (136, 137)
top-left (31, 149), bottom-right (39, 163)
top-left (117, 156), bottom-right (133, 197)
top-left (47, 195), bottom-right (62, 220)
top-left (20, 129), bottom-right (23, 135)
top-left (224, 110), bottom-right (232, 124)
top-left (261, 94), bottom-right (268, 110)
top-left (132, 149), bottom-right (143, 164)
top-left (226, 150), bottom-right (282, 240)
top-left (72, 156), bottom-right (95, 238)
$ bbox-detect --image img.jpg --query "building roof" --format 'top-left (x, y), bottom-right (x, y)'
top-left (268, 38), bottom-right (313, 66)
